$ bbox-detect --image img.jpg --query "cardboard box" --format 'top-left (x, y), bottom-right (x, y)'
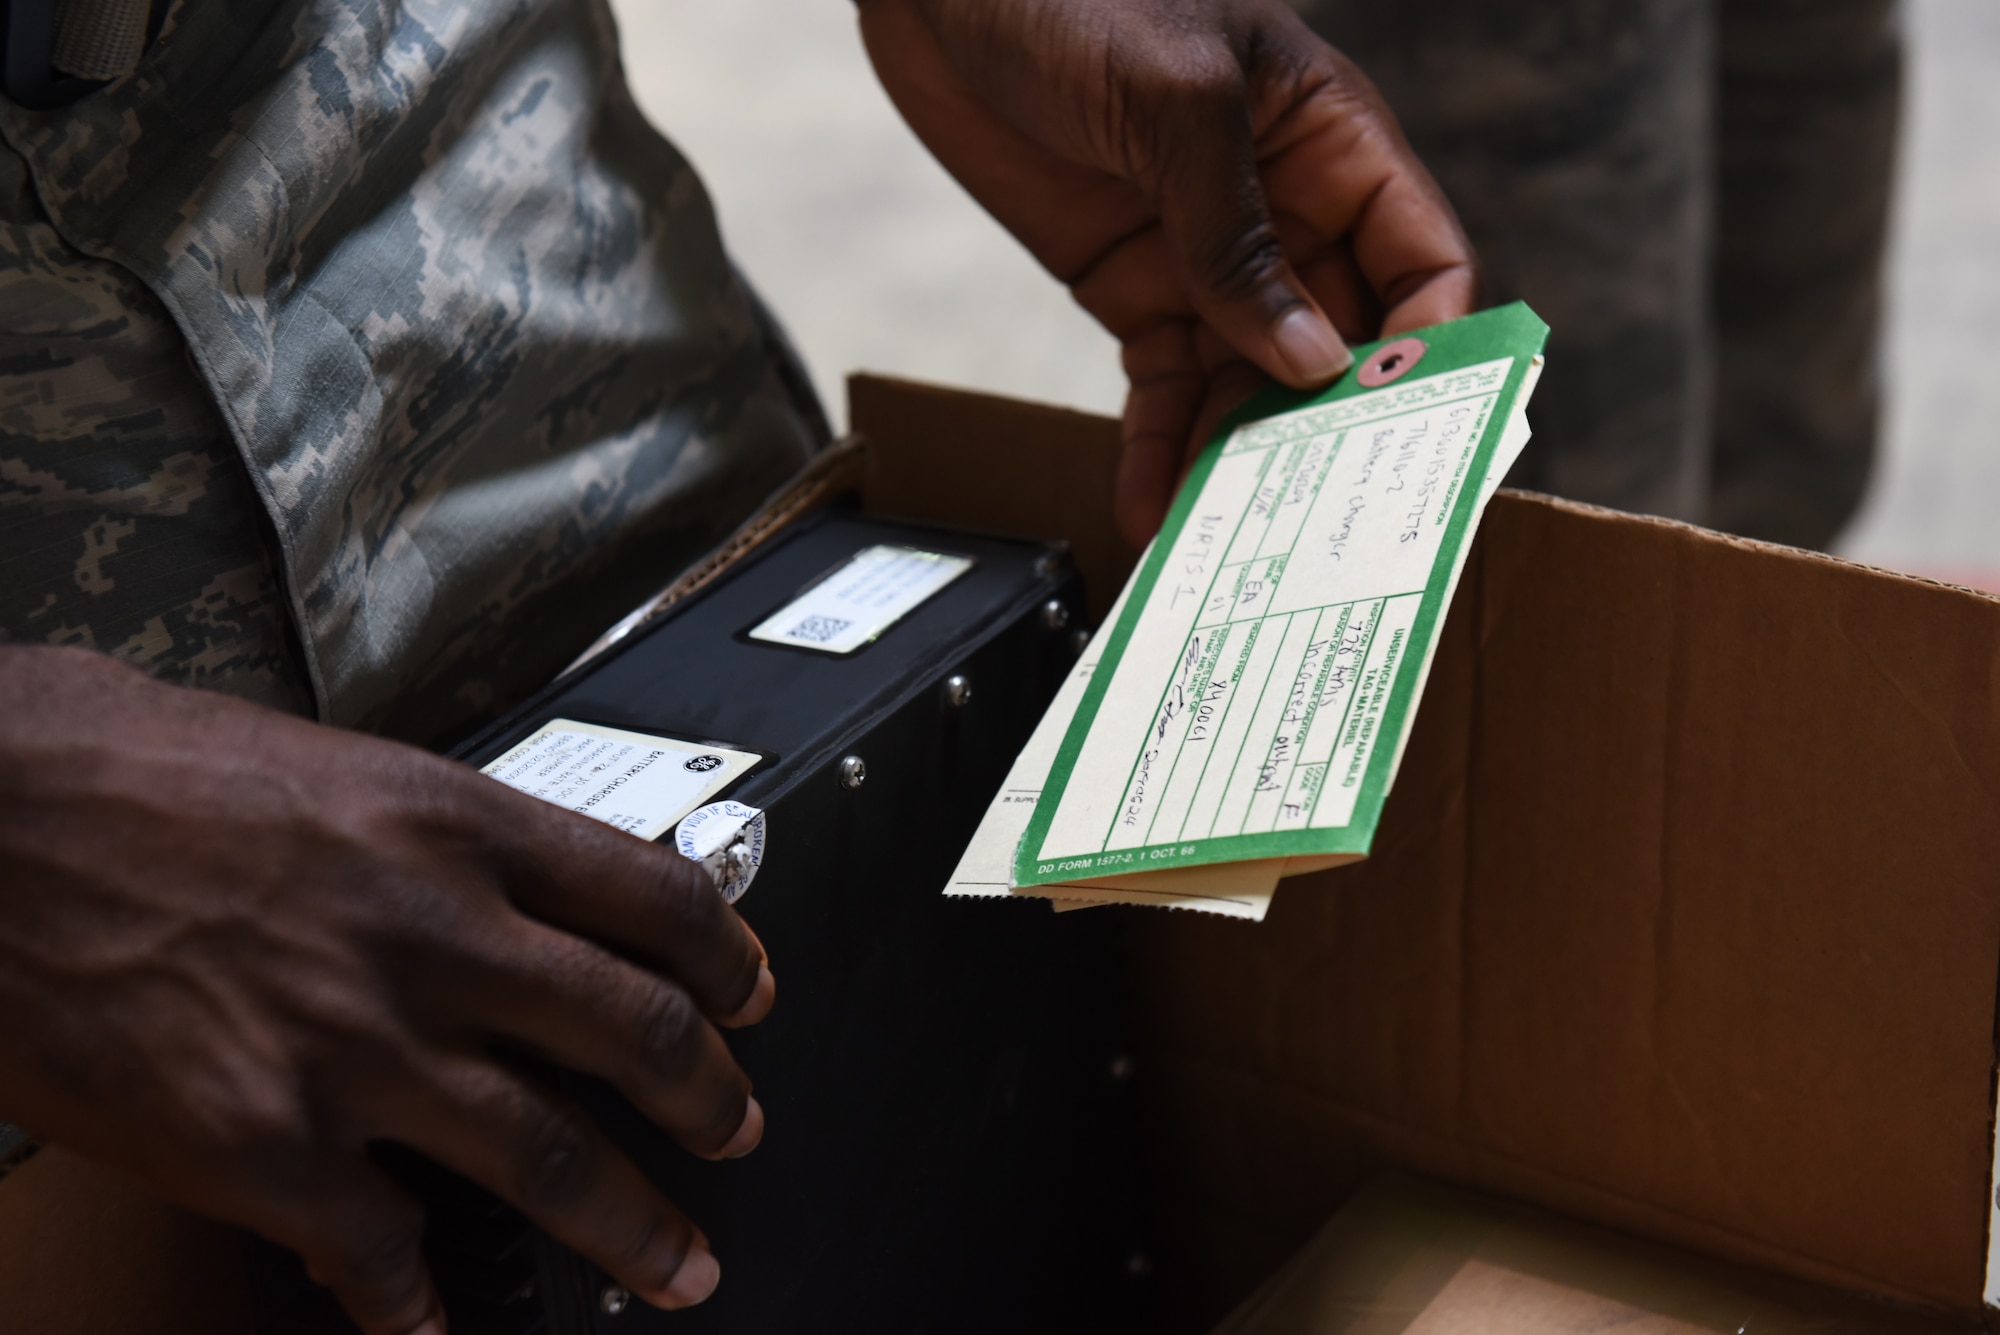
top-left (1212, 1174), bottom-right (1964, 1334)
top-left (7, 373), bottom-right (1999, 1331)
top-left (854, 372), bottom-right (2000, 1331)
top-left (0, 1146), bottom-right (252, 1333)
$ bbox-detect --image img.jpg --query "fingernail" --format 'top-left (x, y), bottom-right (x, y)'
top-left (412, 1322), bottom-right (448, 1335)
top-left (743, 923), bottom-right (769, 967)
top-left (721, 966), bottom-right (776, 1028)
top-left (720, 1096), bottom-right (764, 1159)
top-left (661, 1245), bottom-right (721, 1309)
top-left (1274, 307), bottom-right (1352, 384)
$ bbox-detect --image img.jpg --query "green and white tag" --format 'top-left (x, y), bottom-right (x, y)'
top-left (947, 304), bottom-right (1548, 919)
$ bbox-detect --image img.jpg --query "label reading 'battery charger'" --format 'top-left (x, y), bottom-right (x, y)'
top-left (480, 719), bottom-right (759, 841)
top-left (747, 544), bottom-right (973, 654)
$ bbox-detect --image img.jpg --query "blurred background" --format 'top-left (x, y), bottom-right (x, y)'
top-left (608, 0), bottom-right (1999, 587)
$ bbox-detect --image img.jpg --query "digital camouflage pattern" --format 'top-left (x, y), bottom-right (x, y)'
top-left (0, 0), bottom-right (825, 743)
top-left (1296, 0), bottom-right (1901, 549)
top-left (0, 145), bottom-right (313, 716)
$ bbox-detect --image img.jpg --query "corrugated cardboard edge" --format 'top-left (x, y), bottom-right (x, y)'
top-left (1506, 487), bottom-right (2000, 608)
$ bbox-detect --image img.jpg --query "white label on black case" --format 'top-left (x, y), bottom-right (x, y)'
top-left (481, 719), bottom-right (759, 842)
top-left (747, 544), bottom-right (972, 654)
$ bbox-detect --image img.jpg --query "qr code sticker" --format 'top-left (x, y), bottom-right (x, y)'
top-left (787, 614), bottom-right (852, 644)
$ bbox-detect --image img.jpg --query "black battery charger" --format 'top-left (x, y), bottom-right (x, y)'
top-left (250, 508), bottom-right (1155, 1334)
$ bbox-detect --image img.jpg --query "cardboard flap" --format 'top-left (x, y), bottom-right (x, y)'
top-left (1133, 498), bottom-right (2000, 1321)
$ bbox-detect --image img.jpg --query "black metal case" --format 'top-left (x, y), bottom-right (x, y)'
top-left (251, 509), bottom-right (1152, 1334)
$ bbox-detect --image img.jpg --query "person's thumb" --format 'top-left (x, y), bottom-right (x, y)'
top-left (1150, 81), bottom-right (1352, 389)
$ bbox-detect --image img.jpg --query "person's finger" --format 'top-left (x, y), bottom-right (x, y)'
top-left (1256, 75), bottom-right (1477, 333)
top-left (1182, 321), bottom-right (1272, 477)
top-left (1272, 214), bottom-right (1385, 344)
top-left (1118, 320), bottom-right (1207, 546)
top-left (471, 918), bottom-right (762, 1160)
top-left (269, 1160), bottom-right (444, 1335)
top-left (1144, 61), bottom-right (1354, 392)
top-left (462, 782), bottom-right (770, 1025)
top-left (1349, 173), bottom-right (1480, 331)
top-left (403, 1057), bottom-right (722, 1313)
top-left (1186, 358), bottom-right (1272, 481)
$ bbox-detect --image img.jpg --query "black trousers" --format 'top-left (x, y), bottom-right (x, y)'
top-left (1300, 0), bottom-right (1902, 550)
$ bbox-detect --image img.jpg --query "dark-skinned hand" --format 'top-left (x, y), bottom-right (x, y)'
top-left (0, 646), bottom-right (773, 1335)
top-left (0, 12), bottom-right (1473, 1333)
top-left (859, 0), bottom-right (1478, 547)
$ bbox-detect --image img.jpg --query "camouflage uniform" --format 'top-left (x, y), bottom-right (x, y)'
top-left (0, 0), bottom-right (826, 745)
top-left (1298, 0), bottom-right (1902, 549)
